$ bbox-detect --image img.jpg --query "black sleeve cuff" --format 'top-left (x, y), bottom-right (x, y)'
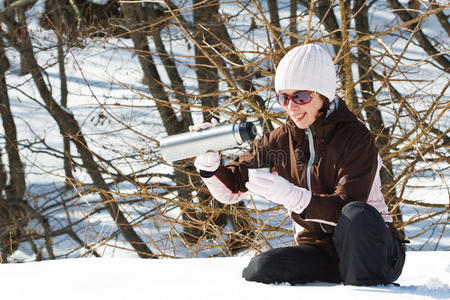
top-left (199, 169), bottom-right (217, 178)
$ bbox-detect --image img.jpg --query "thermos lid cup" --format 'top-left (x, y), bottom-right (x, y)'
top-left (248, 167), bottom-right (270, 178)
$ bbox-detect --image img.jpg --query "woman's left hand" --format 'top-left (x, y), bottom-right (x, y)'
top-left (245, 170), bottom-right (311, 214)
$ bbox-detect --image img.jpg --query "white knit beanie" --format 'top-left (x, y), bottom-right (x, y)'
top-left (275, 44), bottom-right (336, 101)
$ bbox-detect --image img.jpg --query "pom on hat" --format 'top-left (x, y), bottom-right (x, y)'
top-left (275, 44), bottom-right (336, 101)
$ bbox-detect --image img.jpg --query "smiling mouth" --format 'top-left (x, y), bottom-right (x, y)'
top-left (293, 112), bottom-right (306, 121)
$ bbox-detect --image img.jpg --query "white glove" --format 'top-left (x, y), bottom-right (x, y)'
top-left (245, 170), bottom-right (311, 214)
top-left (188, 118), bottom-right (219, 132)
top-left (189, 118), bottom-right (220, 172)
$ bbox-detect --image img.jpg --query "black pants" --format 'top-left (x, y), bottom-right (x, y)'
top-left (242, 202), bottom-right (405, 286)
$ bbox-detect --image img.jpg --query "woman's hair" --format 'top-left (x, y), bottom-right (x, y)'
top-left (317, 93), bottom-right (330, 117)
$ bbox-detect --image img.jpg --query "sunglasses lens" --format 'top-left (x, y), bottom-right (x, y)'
top-left (276, 91), bottom-right (313, 106)
top-left (276, 94), bottom-right (289, 106)
top-left (292, 91), bottom-right (312, 105)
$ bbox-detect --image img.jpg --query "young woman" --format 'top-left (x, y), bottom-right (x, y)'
top-left (190, 44), bottom-right (406, 286)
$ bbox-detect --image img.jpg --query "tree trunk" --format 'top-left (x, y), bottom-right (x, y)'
top-left (301, 0), bottom-right (342, 62)
top-left (2, 10), bottom-right (155, 258)
top-left (152, 32), bottom-right (193, 126)
top-left (267, 0), bottom-right (281, 52)
top-left (57, 35), bottom-right (75, 188)
top-left (203, 2), bottom-right (274, 131)
top-left (290, 0), bottom-right (298, 46)
top-left (353, 0), bottom-right (402, 225)
top-left (301, 0), bottom-right (359, 109)
top-left (185, 0), bottom-right (229, 241)
top-left (193, 0), bottom-right (220, 122)
top-left (435, 5), bottom-right (450, 37)
top-left (120, 4), bottom-right (183, 135)
top-left (387, 0), bottom-right (450, 72)
top-left (120, 3), bottom-right (205, 243)
top-left (338, 0), bottom-right (357, 110)
top-left (145, 4), bottom-right (193, 128)
top-left (0, 28), bottom-right (26, 260)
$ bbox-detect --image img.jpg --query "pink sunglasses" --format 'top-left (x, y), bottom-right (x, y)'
top-left (276, 90), bottom-right (314, 106)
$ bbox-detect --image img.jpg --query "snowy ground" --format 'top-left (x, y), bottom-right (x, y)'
top-left (1, 251), bottom-right (449, 300)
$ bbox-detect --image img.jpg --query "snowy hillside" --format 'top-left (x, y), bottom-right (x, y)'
top-left (1, 251), bottom-right (449, 300)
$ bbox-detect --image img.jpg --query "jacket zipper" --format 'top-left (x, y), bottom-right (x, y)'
top-left (306, 127), bottom-right (326, 233)
top-left (305, 127), bottom-right (315, 191)
top-left (293, 98), bottom-right (339, 237)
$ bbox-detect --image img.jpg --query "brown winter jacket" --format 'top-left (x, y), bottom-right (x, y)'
top-left (200, 98), bottom-right (402, 253)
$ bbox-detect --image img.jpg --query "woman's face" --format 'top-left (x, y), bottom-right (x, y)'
top-left (279, 89), bottom-right (324, 129)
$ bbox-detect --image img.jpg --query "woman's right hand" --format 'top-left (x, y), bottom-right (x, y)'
top-left (189, 118), bottom-right (220, 172)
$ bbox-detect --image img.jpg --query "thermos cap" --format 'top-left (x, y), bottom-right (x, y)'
top-left (238, 122), bottom-right (257, 142)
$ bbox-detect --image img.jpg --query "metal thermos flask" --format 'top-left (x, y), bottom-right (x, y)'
top-left (160, 122), bottom-right (257, 163)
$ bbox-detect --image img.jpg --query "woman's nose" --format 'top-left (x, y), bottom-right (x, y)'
top-left (286, 98), bottom-right (296, 111)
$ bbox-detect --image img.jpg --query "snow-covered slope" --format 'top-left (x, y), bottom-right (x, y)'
top-left (1, 251), bottom-right (449, 300)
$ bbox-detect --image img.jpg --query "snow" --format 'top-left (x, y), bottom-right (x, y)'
top-left (1, 252), bottom-right (449, 300)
